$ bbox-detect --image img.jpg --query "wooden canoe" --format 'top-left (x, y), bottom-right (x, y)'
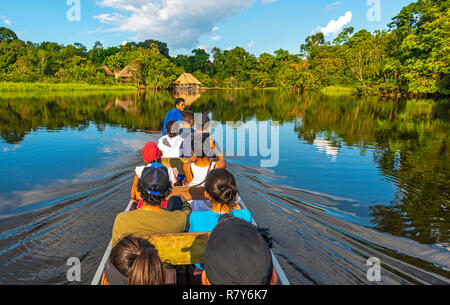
top-left (91, 159), bottom-right (290, 285)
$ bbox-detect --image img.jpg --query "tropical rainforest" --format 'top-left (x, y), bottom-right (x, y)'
top-left (0, 0), bottom-right (448, 96)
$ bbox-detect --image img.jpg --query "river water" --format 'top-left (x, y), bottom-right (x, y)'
top-left (0, 90), bottom-right (448, 284)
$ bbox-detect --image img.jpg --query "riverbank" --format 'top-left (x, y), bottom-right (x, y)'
top-left (0, 82), bottom-right (137, 92)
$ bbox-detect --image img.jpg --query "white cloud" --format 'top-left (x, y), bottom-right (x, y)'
top-left (320, 11), bottom-right (352, 36)
top-left (324, 1), bottom-right (343, 12)
top-left (1, 15), bottom-right (12, 26)
top-left (93, 0), bottom-right (258, 49)
top-left (197, 45), bottom-right (211, 53)
top-left (247, 40), bottom-right (256, 48)
top-left (210, 35), bottom-right (222, 41)
top-left (261, 0), bottom-right (278, 4)
top-left (94, 12), bottom-right (128, 25)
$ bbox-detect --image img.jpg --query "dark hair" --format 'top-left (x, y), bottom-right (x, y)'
top-left (182, 110), bottom-right (194, 124)
top-left (137, 181), bottom-right (172, 206)
top-left (110, 235), bottom-right (165, 285)
top-left (166, 120), bottom-right (180, 138)
top-left (194, 114), bottom-right (210, 132)
top-left (175, 98), bottom-right (185, 107)
top-left (191, 133), bottom-right (214, 158)
top-left (205, 169), bottom-right (238, 209)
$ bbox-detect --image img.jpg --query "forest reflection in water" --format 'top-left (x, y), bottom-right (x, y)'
top-left (0, 89), bottom-right (448, 250)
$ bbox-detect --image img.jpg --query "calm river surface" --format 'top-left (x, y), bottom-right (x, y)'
top-left (0, 90), bottom-right (448, 284)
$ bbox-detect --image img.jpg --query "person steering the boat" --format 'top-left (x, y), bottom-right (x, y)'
top-left (201, 216), bottom-right (278, 285)
top-left (162, 98), bottom-right (185, 136)
top-left (112, 165), bottom-right (192, 246)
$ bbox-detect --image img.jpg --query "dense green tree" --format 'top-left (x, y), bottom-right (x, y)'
top-left (137, 39), bottom-right (170, 58)
top-left (388, 0), bottom-right (449, 94)
top-left (0, 27), bottom-right (18, 43)
top-left (0, 0), bottom-right (447, 94)
top-left (131, 45), bottom-right (181, 89)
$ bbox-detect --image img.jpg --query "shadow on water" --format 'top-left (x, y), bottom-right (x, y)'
top-left (0, 90), bottom-right (448, 284)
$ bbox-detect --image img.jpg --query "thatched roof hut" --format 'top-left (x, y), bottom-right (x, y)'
top-left (102, 65), bottom-right (114, 77)
top-left (171, 73), bottom-right (202, 89)
top-left (114, 65), bottom-right (135, 82)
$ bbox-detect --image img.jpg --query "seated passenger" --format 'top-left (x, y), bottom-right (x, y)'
top-left (180, 110), bottom-right (194, 138)
top-left (103, 235), bottom-right (167, 285)
top-left (183, 133), bottom-right (226, 188)
top-left (112, 165), bottom-right (191, 246)
top-left (158, 120), bottom-right (183, 158)
top-left (180, 113), bottom-right (213, 158)
top-left (131, 142), bottom-right (162, 205)
top-left (202, 216), bottom-right (278, 285)
top-left (131, 142), bottom-right (178, 206)
top-left (188, 168), bottom-right (252, 233)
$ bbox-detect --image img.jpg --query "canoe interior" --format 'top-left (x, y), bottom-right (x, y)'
top-left (91, 158), bottom-right (290, 285)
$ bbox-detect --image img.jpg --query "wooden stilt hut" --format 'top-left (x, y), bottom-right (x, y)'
top-left (171, 73), bottom-right (202, 90)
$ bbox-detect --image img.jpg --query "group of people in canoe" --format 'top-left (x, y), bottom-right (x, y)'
top-left (102, 98), bottom-right (278, 285)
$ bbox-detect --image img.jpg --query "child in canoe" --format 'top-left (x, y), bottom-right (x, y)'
top-left (157, 120), bottom-right (183, 158)
top-left (180, 113), bottom-right (212, 158)
top-left (131, 141), bottom-right (177, 209)
top-left (183, 133), bottom-right (226, 188)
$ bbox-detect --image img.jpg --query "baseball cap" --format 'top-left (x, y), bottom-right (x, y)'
top-left (140, 163), bottom-right (170, 195)
top-left (204, 217), bottom-right (273, 285)
top-left (142, 142), bottom-right (162, 164)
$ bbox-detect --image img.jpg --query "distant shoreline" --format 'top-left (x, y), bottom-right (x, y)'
top-left (0, 82), bottom-right (447, 99)
top-left (0, 82), bottom-right (137, 92)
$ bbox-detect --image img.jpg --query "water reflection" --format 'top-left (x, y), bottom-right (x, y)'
top-left (171, 89), bottom-right (203, 106)
top-left (313, 137), bottom-right (340, 162)
top-left (0, 90), bottom-right (448, 248)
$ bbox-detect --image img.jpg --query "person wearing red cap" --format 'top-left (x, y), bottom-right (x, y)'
top-left (131, 141), bottom-right (163, 208)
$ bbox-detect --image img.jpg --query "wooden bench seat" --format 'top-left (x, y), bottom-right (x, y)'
top-left (143, 232), bottom-right (210, 265)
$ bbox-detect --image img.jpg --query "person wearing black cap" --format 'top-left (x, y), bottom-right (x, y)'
top-left (112, 164), bottom-right (192, 246)
top-left (201, 216), bottom-right (278, 285)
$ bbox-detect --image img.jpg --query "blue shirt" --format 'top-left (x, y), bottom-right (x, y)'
top-left (188, 209), bottom-right (253, 233)
top-left (189, 209), bottom-right (253, 270)
top-left (162, 108), bottom-right (182, 136)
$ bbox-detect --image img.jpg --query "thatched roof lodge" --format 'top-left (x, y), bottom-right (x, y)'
top-left (171, 73), bottom-right (202, 89)
top-left (114, 64), bottom-right (135, 82)
top-left (102, 65), bottom-right (114, 77)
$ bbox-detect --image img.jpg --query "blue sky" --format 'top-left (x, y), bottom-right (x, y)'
top-left (0, 0), bottom-right (413, 56)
